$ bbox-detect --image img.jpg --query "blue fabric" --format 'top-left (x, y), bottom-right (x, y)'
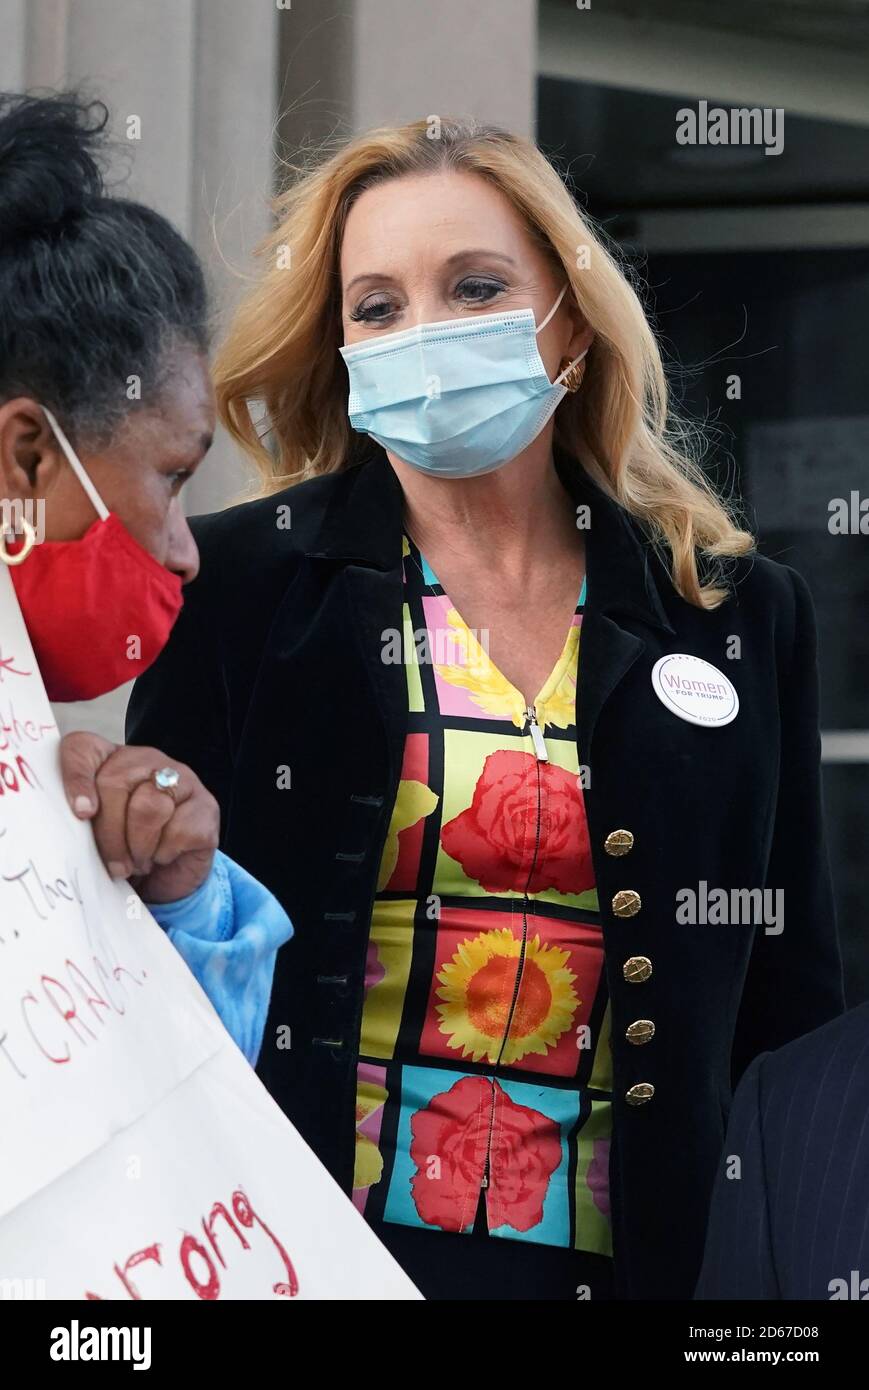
top-left (338, 288), bottom-right (584, 478)
top-left (147, 851), bottom-right (292, 1066)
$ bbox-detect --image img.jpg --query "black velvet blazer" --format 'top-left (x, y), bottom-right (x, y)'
top-left (126, 441), bottom-right (845, 1300)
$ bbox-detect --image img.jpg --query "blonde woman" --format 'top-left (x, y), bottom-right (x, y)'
top-left (128, 118), bottom-right (843, 1301)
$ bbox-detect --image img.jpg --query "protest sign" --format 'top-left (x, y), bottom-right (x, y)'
top-left (0, 567), bottom-right (419, 1299)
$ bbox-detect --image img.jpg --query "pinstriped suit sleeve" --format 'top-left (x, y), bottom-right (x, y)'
top-left (694, 1052), bottom-right (781, 1299)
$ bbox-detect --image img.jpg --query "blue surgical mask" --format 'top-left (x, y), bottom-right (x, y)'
top-left (339, 284), bottom-right (587, 478)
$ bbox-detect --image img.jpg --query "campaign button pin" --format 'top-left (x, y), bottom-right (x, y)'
top-left (651, 653), bottom-right (739, 728)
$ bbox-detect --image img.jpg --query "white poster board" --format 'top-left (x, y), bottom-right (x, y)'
top-left (0, 567), bottom-right (419, 1300)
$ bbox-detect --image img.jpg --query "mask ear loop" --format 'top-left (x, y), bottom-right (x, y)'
top-left (535, 283), bottom-right (569, 335)
top-left (41, 405), bottom-right (110, 522)
top-left (534, 285), bottom-right (590, 385)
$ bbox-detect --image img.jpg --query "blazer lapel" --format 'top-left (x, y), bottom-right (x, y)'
top-left (343, 562), bottom-right (408, 788)
top-left (305, 448), bottom-right (408, 787)
top-left (553, 444), bottom-right (676, 758)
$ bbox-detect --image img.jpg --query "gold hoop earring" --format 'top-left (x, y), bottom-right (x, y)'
top-left (559, 358), bottom-right (586, 394)
top-left (0, 516), bottom-right (37, 566)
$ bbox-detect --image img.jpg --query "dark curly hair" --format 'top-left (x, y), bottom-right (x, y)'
top-left (0, 90), bottom-right (210, 448)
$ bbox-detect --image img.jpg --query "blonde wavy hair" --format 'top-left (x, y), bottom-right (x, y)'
top-left (215, 116), bottom-right (753, 608)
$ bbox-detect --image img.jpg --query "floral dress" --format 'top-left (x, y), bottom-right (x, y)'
top-left (353, 535), bottom-right (613, 1291)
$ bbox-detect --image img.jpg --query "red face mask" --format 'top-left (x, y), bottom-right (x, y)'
top-left (2, 407), bottom-right (183, 702)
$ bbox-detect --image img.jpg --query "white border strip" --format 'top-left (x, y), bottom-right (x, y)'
top-left (821, 731), bottom-right (869, 764)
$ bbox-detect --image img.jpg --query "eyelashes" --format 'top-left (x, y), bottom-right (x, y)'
top-left (348, 275), bottom-right (508, 325)
top-left (348, 294), bottom-right (392, 324)
top-left (457, 276), bottom-right (507, 305)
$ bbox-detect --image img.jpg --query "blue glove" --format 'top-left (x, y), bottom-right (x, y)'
top-left (147, 850), bottom-right (292, 1066)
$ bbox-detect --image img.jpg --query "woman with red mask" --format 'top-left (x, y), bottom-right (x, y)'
top-left (0, 91), bottom-right (292, 1063)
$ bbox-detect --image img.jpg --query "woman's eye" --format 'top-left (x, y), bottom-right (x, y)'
top-left (347, 277), bottom-right (505, 325)
top-left (349, 294), bottom-right (395, 324)
top-left (168, 469), bottom-right (192, 492)
top-left (455, 277), bottom-right (505, 305)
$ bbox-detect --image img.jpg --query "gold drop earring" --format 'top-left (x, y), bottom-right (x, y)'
top-left (558, 357), bottom-right (586, 393)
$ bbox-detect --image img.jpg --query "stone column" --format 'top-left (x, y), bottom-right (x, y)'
top-left (277, 0), bottom-right (537, 151)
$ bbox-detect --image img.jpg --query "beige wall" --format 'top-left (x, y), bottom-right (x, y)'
top-left (276, 0), bottom-right (536, 156)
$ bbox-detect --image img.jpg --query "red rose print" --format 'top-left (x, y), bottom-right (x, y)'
top-left (410, 1077), bottom-right (488, 1232)
top-left (410, 1075), bottom-right (562, 1233)
top-left (484, 1088), bottom-right (563, 1232)
top-left (441, 749), bottom-right (594, 895)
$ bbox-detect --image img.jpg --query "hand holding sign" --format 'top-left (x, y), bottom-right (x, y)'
top-left (59, 732), bottom-right (218, 902)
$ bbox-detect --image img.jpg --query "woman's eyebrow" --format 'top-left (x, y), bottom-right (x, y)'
top-left (167, 432), bottom-right (213, 468)
top-left (442, 249), bottom-right (517, 269)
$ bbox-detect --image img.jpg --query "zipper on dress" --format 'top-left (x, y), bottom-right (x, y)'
top-left (480, 734), bottom-right (546, 1203)
top-left (524, 703), bottom-right (549, 761)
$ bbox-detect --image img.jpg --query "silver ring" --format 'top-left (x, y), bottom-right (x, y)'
top-left (153, 766), bottom-right (181, 798)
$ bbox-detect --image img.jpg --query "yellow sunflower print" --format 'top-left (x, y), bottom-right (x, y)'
top-left (436, 927), bottom-right (579, 1065)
